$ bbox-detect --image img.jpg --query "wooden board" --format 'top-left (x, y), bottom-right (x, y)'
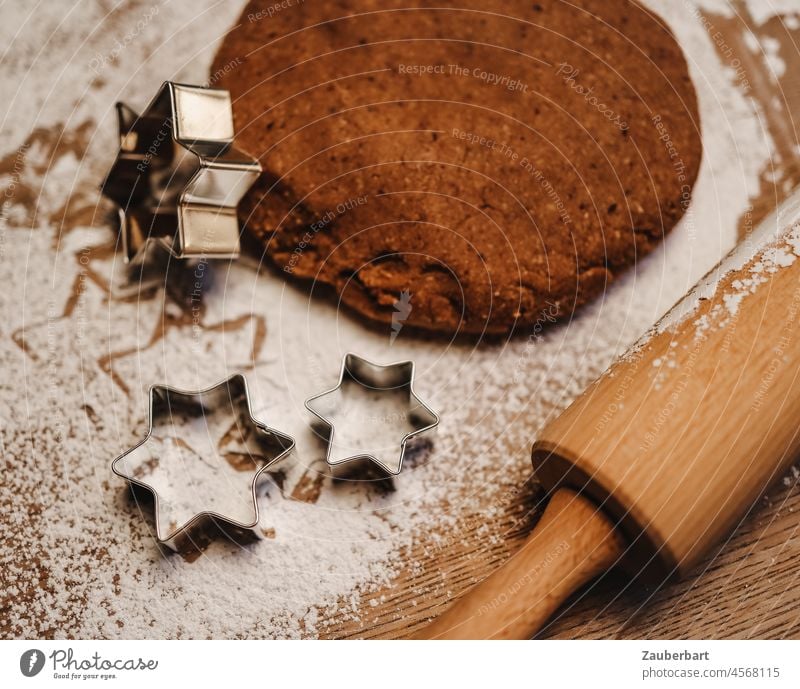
top-left (2, 0), bottom-right (800, 640)
top-left (315, 468), bottom-right (800, 639)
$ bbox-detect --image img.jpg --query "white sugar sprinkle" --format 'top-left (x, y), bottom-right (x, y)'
top-left (0, 0), bottom-right (787, 638)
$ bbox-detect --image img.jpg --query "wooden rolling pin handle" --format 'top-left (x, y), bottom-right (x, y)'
top-left (416, 489), bottom-right (624, 639)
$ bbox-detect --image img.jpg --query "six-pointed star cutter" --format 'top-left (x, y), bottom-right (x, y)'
top-left (101, 81), bottom-right (261, 265)
top-left (112, 374), bottom-right (294, 552)
top-left (305, 353), bottom-right (440, 476)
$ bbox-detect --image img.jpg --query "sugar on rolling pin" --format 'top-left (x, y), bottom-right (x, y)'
top-left (418, 189), bottom-right (800, 640)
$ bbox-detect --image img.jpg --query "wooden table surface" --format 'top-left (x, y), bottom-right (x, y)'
top-left (334, 454), bottom-right (800, 639)
top-left (2, 1), bottom-right (800, 640)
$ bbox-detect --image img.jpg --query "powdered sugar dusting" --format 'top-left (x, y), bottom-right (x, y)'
top-left (0, 1), bottom-right (783, 638)
top-left (744, 0), bottom-right (800, 27)
top-left (723, 237), bottom-right (797, 315)
top-left (644, 212), bottom-right (800, 384)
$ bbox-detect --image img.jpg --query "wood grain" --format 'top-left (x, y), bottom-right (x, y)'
top-left (317, 475), bottom-right (800, 639)
top-left (414, 489), bottom-right (624, 639)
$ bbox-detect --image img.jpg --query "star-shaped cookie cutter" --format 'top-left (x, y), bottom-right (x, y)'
top-left (112, 374), bottom-right (294, 552)
top-left (101, 81), bottom-right (261, 265)
top-left (305, 353), bottom-right (439, 476)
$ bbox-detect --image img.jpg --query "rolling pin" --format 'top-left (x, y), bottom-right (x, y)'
top-left (418, 189), bottom-right (800, 639)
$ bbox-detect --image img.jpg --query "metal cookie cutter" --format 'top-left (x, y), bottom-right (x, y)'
top-left (101, 81), bottom-right (261, 265)
top-left (112, 374), bottom-right (294, 552)
top-left (305, 353), bottom-right (439, 476)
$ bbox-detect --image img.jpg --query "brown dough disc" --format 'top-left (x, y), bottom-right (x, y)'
top-left (212, 0), bottom-right (701, 336)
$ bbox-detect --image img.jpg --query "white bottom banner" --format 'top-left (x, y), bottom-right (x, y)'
top-left (1, 640), bottom-right (796, 687)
